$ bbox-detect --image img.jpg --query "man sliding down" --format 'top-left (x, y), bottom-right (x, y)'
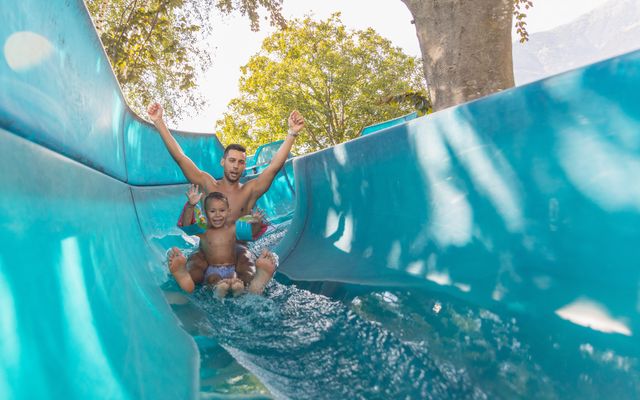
top-left (147, 103), bottom-right (304, 295)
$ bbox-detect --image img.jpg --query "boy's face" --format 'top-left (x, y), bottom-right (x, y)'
top-left (205, 199), bottom-right (229, 228)
top-left (221, 149), bottom-right (246, 183)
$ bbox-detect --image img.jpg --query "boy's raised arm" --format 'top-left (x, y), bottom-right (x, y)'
top-left (147, 103), bottom-right (212, 187)
top-left (181, 184), bottom-right (202, 226)
top-left (177, 185), bottom-right (206, 235)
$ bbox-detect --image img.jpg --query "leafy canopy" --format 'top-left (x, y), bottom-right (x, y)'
top-left (86, 0), bottom-right (285, 121)
top-left (216, 13), bottom-right (428, 154)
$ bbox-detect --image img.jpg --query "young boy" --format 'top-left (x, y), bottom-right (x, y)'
top-left (169, 189), bottom-right (272, 297)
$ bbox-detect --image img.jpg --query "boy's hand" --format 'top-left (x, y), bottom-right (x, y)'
top-left (147, 102), bottom-right (163, 123)
top-left (186, 184), bottom-right (203, 206)
top-left (287, 110), bottom-right (305, 135)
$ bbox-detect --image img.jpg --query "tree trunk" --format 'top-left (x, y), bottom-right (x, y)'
top-left (401, 0), bottom-right (515, 111)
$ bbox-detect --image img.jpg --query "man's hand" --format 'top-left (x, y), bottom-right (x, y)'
top-left (147, 102), bottom-right (164, 123)
top-left (287, 110), bottom-right (305, 136)
top-left (186, 184), bottom-right (203, 206)
top-left (250, 208), bottom-right (266, 224)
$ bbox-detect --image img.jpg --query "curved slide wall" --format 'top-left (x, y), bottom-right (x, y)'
top-left (277, 50), bottom-right (640, 339)
top-left (0, 127), bottom-right (199, 399)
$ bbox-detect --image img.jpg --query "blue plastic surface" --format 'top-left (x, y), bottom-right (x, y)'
top-left (2, 0), bottom-right (640, 398)
top-left (360, 111), bottom-right (418, 136)
top-left (0, 129), bottom-right (197, 399)
top-left (277, 51), bottom-right (640, 335)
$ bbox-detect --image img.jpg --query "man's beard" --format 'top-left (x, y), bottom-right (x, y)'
top-left (224, 171), bottom-right (241, 183)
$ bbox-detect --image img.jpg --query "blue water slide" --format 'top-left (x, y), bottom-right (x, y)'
top-left (277, 56), bottom-right (640, 324)
top-left (2, 0), bottom-right (640, 399)
top-left (359, 111), bottom-right (418, 136)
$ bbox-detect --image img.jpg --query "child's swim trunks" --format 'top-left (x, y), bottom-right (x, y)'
top-left (204, 264), bottom-right (236, 281)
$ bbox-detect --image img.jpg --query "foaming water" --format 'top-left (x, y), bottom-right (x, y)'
top-left (192, 283), bottom-right (479, 400)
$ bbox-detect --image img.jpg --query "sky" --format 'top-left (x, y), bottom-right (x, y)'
top-left (176, 0), bottom-right (611, 132)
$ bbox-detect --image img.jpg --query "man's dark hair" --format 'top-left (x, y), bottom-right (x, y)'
top-left (204, 191), bottom-right (229, 209)
top-left (223, 143), bottom-right (246, 158)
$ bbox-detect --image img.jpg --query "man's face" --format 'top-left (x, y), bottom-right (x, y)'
top-left (221, 149), bottom-right (246, 183)
top-left (205, 199), bottom-right (229, 228)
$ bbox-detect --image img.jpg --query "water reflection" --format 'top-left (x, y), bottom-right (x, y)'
top-left (557, 127), bottom-right (640, 212)
top-left (58, 237), bottom-right (126, 397)
top-left (4, 31), bottom-right (54, 71)
top-left (0, 259), bottom-right (19, 380)
top-left (437, 113), bottom-right (524, 234)
top-left (555, 297), bottom-right (632, 336)
top-left (413, 121), bottom-right (473, 248)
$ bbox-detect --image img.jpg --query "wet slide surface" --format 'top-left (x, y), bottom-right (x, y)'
top-left (2, 0), bottom-right (640, 399)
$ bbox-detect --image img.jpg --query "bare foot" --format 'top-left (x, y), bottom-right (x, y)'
top-left (214, 281), bottom-right (231, 297)
top-left (168, 247), bottom-right (195, 293)
top-left (247, 249), bottom-right (277, 294)
top-left (230, 278), bottom-right (245, 297)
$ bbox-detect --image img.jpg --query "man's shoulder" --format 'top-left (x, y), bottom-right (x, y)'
top-left (241, 181), bottom-right (256, 192)
top-left (240, 178), bottom-right (259, 193)
top-left (204, 179), bottom-right (223, 194)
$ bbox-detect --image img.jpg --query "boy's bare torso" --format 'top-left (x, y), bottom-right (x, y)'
top-left (199, 224), bottom-right (237, 265)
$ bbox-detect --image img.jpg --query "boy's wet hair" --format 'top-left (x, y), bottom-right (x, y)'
top-left (204, 191), bottom-right (229, 209)
top-left (223, 143), bottom-right (246, 157)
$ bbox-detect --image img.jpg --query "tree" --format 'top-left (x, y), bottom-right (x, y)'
top-left (86, 0), bottom-right (286, 121)
top-left (400, 0), bottom-right (532, 112)
top-left (216, 14), bottom-right (428, 153)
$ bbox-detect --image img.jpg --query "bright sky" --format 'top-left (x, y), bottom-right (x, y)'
top-left (177, 0), bottom-right (610, 132)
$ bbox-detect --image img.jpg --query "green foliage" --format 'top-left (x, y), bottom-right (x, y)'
top-left (86, 0), bottom-right (285, 121)
top-left (384, 91), bottom-right (432, 115)
top-left (213, 0), bottom-right (286, 31)
top-left (514, 0), bottom-right (534, 43)
top-left (216, 13), bottom-right (428, 154)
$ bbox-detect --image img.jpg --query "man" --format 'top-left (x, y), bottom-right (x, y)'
top-left (147, 102), bottom-right (304, 294)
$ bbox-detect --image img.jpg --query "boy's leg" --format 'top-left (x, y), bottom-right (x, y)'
top-left (214, 281), bottom-right (231, 297)
top-left (247, 250), bottom-right (277, 295)
top-left (168, 247), bottom-right (195, 293)
top-left (206, 273), bottom-right (232, 297)
top-left (230, 278), bottom-right (245, 297)
top-left (234, 243), bottom-right (256, 285)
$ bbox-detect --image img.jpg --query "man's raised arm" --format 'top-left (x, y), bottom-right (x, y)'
top-left (147, 103), bottom-right (211, 186)
top-left (250, 110), bottom-right (305, 196)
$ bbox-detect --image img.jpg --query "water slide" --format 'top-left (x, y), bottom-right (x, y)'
top-left (2, 1), bottom-right (639, 399)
